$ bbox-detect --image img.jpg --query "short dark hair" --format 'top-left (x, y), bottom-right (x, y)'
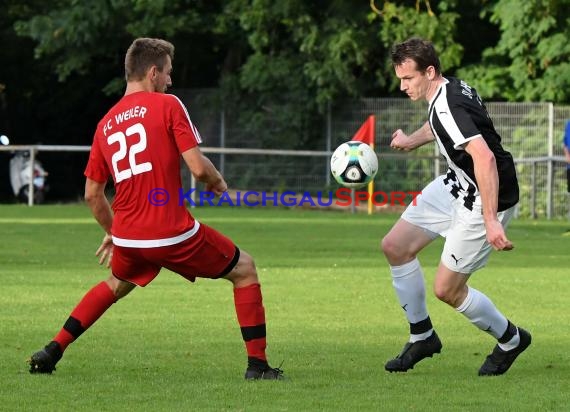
top-left (124, 38), bottom-right (175, 81)
top-left (391, 38), bottom-right (441, 75)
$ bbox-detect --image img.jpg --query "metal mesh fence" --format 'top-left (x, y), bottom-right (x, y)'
top-left (180, 91), bottom-right (569, 219)
top-left (2, 90), bottom-right (568, 218)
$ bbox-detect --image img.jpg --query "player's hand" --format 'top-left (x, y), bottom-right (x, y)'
top-left (205, 179), bottom-right (228, 196)
top-left (95, 233), bottom-right (114, 268)
top-left (485, 220), bottom-right (514, 251)
top-left (391, 129), bottom-right (410, 151)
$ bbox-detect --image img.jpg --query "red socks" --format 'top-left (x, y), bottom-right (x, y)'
top-left (53, 281), bottom-right (117, 351)
top-left (233, 283), bottom-right (267, 361)
top-left (52, 281), bottom-right (268, 363)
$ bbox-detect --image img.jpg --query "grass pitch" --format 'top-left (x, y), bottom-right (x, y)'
top-left (0, 205), bottom-right (568, 411)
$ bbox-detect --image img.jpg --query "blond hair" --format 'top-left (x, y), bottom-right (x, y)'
top-left (124, 38), bottom-right (174, 81)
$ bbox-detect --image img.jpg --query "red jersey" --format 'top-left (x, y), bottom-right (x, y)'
top-left (84, 91), bottom-right (201, 246)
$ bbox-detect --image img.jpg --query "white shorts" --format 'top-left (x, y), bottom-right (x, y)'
top-left (401, 175), bottom-right (516, 274)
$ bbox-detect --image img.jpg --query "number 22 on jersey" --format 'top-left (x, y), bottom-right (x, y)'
top-left (107, 123), bottom-right (152, 183)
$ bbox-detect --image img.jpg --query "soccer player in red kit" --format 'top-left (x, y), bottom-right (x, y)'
top-left (28, 37), bottom-right (284, 380)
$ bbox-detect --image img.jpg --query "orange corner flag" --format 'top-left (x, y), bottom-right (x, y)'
top-left (352, 115), bottom-right (376, 215)
top-left (351, 115), bottom-right (375, 146)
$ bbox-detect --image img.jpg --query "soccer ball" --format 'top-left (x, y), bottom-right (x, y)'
top-left (330, 141), bottom-right (378, 189)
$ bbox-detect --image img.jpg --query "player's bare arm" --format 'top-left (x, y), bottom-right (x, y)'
top-left (391, 121), bottom-right (435, 151)
top-left (182, 147), bottom-right (228, 195)
top-left (85, 177), bottom-right (114, 266)
top-left (464, 137), bottom-right (513, 251)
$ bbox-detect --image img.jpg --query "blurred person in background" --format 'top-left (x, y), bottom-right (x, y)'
top-left (563, 120), bottom-right (570, 194)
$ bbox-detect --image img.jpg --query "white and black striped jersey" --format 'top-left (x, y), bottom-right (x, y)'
top-left (428, 77), bottom-right (519, 212)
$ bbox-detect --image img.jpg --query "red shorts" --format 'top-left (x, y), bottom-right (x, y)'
top-left (111, 223), bottom-right (239, 287)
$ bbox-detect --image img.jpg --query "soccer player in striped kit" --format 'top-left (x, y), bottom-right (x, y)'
top-left (382, 37), bottom-right (531, 376)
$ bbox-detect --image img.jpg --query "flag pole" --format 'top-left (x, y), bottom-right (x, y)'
top-left (367, 148), bottom-right (374, 215)
top-left (351, 114), bottom-right (376, 215)
top-left (367, 116), bottom-right (376, 215)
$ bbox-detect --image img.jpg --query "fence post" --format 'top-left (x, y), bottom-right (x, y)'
top-left (547, 102), bottom-right (554, 219)
top-left (325, 102), bottom-right (332, 187)
top-left (434, 142), bottom-right (440, 180)
top-left (220, 110), bottom-right (225, 176)
top-left (531, 161), bottom-right (536, 218)
top-left (190, 173), bottom-right (196, 209)
top-left (28, 147), bottom-right (36, 207)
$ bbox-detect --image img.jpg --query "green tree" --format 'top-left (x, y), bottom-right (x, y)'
top-left (13, 0), bottom-right (222, 94)
top-left (457, 0), bottom-right (570, 103)
top-left (9, 0), bottom-right (479, 153)
top-left (214, 1), bottom-right (384, 149)
top-left (370, 0), bottom-right (463, 90)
